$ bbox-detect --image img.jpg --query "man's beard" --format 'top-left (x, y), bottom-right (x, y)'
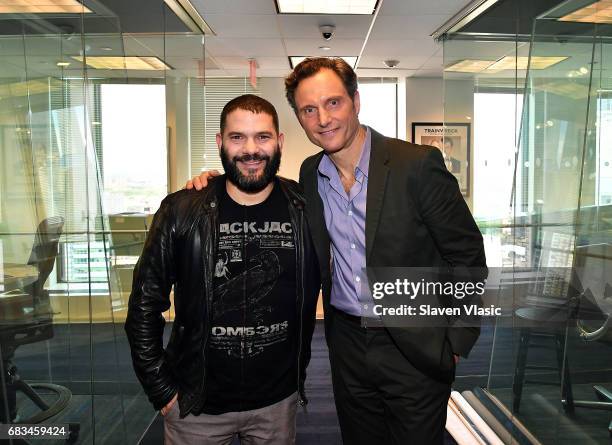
top-left (220, 144), bottom-right (281, 193)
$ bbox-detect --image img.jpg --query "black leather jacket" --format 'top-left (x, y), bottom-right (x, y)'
top-left (125, 176), bottom-right (320, 418)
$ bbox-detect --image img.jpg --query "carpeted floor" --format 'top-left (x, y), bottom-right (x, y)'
top-left (4, 319), bottom-right (612, 444)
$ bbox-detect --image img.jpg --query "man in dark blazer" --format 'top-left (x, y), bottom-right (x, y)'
top-left (189, 58), bottom-right (487, 445)
top-left (285, 58), bottom-right (487, 445)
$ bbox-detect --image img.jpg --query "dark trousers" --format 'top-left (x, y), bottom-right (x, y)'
top-left (328, 311), bottom-right (451, 445)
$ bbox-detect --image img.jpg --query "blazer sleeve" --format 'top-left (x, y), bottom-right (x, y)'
top-left (416, 147), bottom-right (488, 357)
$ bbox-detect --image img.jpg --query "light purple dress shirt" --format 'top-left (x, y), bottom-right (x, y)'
top-left (317, 127), bottom-right (374, 317)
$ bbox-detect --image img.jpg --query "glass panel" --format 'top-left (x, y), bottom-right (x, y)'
top-left (0, 3), bottom-right (206, 443)
top-left (445, 1), bottom-right (612, 443)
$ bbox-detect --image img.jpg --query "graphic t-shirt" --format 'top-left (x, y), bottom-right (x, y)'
top-left (201, 181), bottom-right (298, 414)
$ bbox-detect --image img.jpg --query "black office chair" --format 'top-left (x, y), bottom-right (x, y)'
top-left (0, 216), bottom-right (72, 425)
top-left (511, 231), bottom-right (576, 415)
top-left (570, 244), bottom-right (612, 436)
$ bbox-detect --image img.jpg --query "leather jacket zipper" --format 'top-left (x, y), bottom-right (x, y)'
top-left (295, 203), bottom-right (306, 411)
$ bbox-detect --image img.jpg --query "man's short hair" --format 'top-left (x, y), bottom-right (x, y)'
top-left (284, 57), bottom-right (358, 113)
top-left (220, 94), bottom-right (279, 134)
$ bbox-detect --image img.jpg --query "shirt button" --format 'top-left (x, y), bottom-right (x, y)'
top-left (351, 243), bottom-right (356, 249)
top-left (355, 276), bottom-right (360, 282)
top-left (348, 210), bottom-right (353, 216)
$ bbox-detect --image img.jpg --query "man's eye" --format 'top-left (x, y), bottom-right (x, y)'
top-left (258, 135), bottom-right (270, 140)
top-left (231, 135), bottom-right (242, 140)
top-left (329, 99), bottom-right (339, 106)
top-left (304, 107), bottom-right (315, 114)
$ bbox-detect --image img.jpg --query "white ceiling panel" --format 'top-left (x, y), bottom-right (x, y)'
top-left (380, 0), bottom-right (470, 16)
top-left (420, 56), bottom-right (444, 70)
top-left (284, 38), bottom-right (363, 55)
top-left (362, 39), bottom-right (440, 57)
top-left (358, 55), bottom-right (430, 70)
top-left (202, 14), bottom-right (280, 38)
top-left (213, 56), bottom-right (289, 69)
top-left (413, 68), bottom-right (444, 78)
top-left (193, 0), bottom-right (277, 15)
top-left (369, 15), bottom-right (451, 40)
top-left (356, 68), bottom-right (418, 77)
top-left (205, 38), bottom-right (286, 57)
top-left (189, 0), bottom-right (473, 80)
top-left (277, 15), bottom-right (371, 39)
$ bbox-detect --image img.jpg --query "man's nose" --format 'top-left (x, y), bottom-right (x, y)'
top-left (244, 137), bottom-right (258, 153)
top-left (318, 108), bottom-right (331, 127)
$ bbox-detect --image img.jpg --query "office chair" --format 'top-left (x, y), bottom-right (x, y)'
top-left (570, 244), bottom-right (612, 436)
top-left (512, 231), bottom-right (576, 414)
top-left (0, 216), bottom-right (72, 425)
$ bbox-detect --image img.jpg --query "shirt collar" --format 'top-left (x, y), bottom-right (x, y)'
top-left (317, 126), bottom-right (371, 180)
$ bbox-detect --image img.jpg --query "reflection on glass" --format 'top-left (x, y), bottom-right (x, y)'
top-left (444, 0), bottom-right (612, 442)
top-left (0, 3), bottom-right (205, 443)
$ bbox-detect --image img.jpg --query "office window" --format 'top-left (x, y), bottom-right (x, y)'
top-left (473, 92), bottom-right (524, 220)
top-left (597, 97), bottom-right (612, 205)
top-left (358, 79), bottom-right (397, 138)
top-left (100, 84), bottom-right (168, 214)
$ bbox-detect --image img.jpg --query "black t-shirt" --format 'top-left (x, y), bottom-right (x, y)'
top-left (202, 181), bottom-right (298, 414)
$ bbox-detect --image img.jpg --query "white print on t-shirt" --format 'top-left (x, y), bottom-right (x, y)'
top-left (214, 251), bottom-right (231, 278)
top-left (220, 221), bottom-right (292, 235)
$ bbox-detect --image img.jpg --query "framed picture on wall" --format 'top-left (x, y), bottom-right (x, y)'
top-left (411, 122), bottom-right (471, 196)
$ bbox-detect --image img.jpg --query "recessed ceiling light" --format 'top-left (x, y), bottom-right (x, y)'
top-left (289, 56), bottom-right (357, 69)
top-left (72, 56), bottom-right (171, 70)
top-left (319, 46), bottom-right (331, 51)
top-left (100, 47), bottom-right (113, 51)
top-left (56, 61), bottom-right (71, 67)
top-left (487, 56), bottom-right (567, 70)
top-left (444, 59), bottom-right (497, 73)
top-left (0, 0), bottom-right (92, 14)
top-left (559, 1), bottom-right (612, 23)
top-left (276, 0), bottom-right (377, 14)
top-left (445, 56), bottom-right (568, 73)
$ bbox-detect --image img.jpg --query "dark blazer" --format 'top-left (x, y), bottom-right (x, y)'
top-left (299, 128), bottom-right (487, 383)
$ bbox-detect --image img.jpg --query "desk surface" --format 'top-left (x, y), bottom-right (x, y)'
top-left (1, 263), bottom-right (38, 291)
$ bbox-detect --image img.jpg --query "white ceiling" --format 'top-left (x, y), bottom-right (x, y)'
top-left (192, 0), bottom-right (472, 78)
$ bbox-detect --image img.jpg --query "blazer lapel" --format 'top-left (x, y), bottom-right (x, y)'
top-left (366, 130), bottom-right (390, 262)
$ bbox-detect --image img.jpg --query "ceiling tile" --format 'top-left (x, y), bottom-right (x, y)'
top-left (284, 38), bottom-right (363, 55)
top-left (203, 14), bottom-right (280, 38)
top-left (193, 0), bottom-right (277, 15)
top-left (277, 14), bottom-right (371, 39)
top-left (362, 39), bottom-right (440, 57)
top-left (369, 15), bottom-right (450, 40)
top-left (205, 38), bottom-right (286, 57)
top-left (358, 55), bottom-right (430, 70)
top-left (380, 0), bottom-right (470, 16)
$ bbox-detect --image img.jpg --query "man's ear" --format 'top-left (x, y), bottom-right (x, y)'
top-left (216, 133), bottom-right (222, 150)
top-left (353, 90), bottom-right (361, 115)
top-left (278, 132), bottom-right (285, 152)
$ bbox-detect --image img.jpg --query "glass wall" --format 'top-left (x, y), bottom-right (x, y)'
top-left (0, 3), bottom-right (205, 443)
top-left (444, 0), bottom-right (612, 443)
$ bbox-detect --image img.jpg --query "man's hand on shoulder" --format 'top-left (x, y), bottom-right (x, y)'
top-left (184, 169), bottom-right (220, 190)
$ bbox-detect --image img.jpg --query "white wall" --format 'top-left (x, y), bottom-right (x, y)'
top-left (406, 77), bottom-right (444, 141)
top-left (405, 77), bottom-right (475, 209)
top-left (258, 78), bottom-right (321, 181)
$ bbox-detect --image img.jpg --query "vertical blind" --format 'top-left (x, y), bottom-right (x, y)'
top-left (190, 77), bottom-right (259, 176)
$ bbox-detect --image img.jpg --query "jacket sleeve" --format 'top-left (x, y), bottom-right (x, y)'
top-left (124, 195), bottom-right (179, 410)
top-left (298, 221), bottom-right (321, 404)
top-left (416, 147), bottom-right (488, 357)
